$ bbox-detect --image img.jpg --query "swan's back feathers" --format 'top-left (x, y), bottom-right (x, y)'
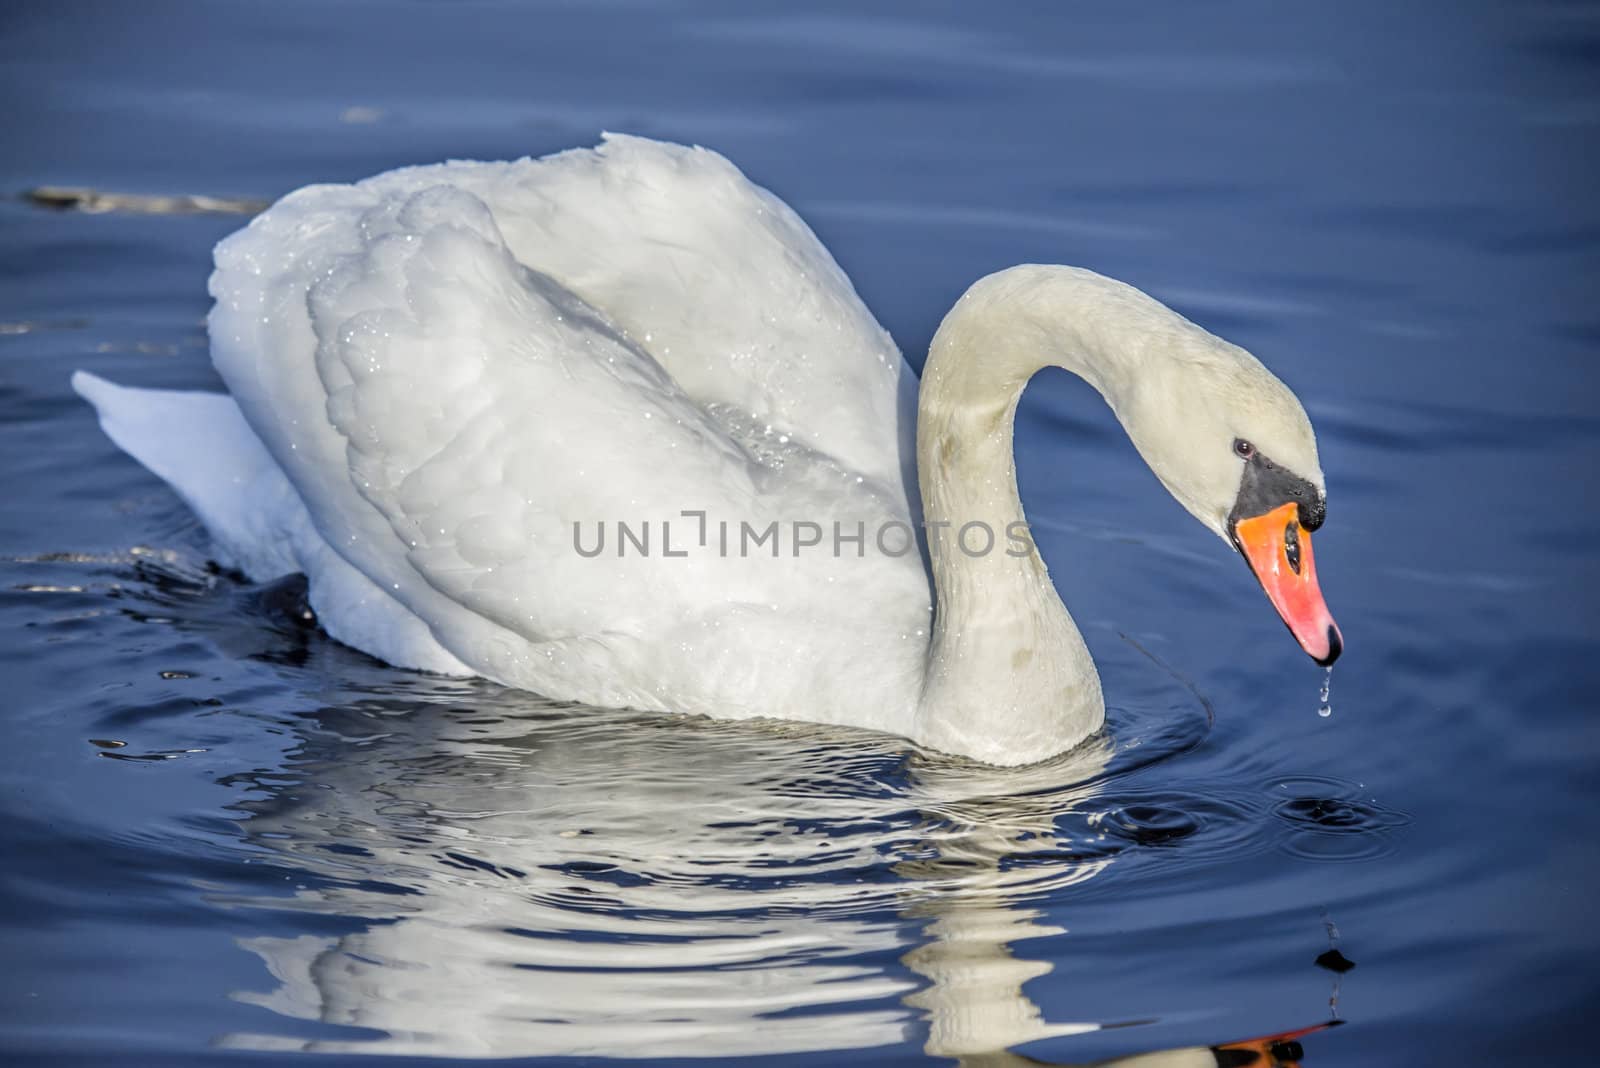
top-left (479, 135), bottom-right (915, 493)
top-left (204, 135), bottom-right (930, 719)
top-left (217, 135), bottom-right (913, 485)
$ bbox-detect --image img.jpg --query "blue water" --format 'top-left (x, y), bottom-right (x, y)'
top-left (3, 2), bottom-right (1597, 1064)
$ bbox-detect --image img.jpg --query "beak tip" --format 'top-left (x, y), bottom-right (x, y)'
top-left (1312, 624), bottom-right (1343, 666)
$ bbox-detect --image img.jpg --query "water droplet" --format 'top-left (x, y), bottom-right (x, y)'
top-left (1317, 666), bottom-right (1333, 718)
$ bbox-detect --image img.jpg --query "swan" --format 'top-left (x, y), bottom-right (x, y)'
top-left (73, 134), bottom-right (1341, 766)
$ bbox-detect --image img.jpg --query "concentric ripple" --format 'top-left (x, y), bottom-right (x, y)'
top-left (1268, 774), bottom-right (1413, 861)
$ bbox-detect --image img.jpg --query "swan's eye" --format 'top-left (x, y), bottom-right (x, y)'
top-left (1233, 439), bottom-right (1255, 459)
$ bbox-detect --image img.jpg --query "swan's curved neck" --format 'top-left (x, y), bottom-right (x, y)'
top-left (913, 266), bottom-right (1168, 764)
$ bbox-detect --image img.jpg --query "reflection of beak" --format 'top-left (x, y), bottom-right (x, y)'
top-left (1214, 1021), bottom-right (1338, 1067)
top-left (1231, 502), bottom-right (1342, 665)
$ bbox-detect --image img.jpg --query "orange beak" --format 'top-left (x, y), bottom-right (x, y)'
top-left (1232, 502), bottom-right (1342, 665)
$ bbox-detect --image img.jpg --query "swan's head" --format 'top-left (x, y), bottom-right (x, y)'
top-left (1117, 326), bottom-right (1342, 665)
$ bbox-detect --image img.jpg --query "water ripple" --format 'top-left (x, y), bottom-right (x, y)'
top-left (1268, 775), bottom-right (1412, 862)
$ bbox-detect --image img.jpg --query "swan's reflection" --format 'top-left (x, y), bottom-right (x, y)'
top-left (217, 675), bottom-right (1319, 1063)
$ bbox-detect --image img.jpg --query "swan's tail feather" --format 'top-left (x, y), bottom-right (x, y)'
top-left (72, 371), bottom-right (475, 677)
top-left (71, 370), bottom-right (301, 580)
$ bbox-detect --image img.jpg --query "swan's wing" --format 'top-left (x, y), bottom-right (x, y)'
top-left (336, 134), bottom-right (917, 499)
top-left (208, 177), bottom-right (927, 707)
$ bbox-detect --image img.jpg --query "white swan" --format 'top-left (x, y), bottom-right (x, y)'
top-left (73, 134), bottom-right (1340, 766)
